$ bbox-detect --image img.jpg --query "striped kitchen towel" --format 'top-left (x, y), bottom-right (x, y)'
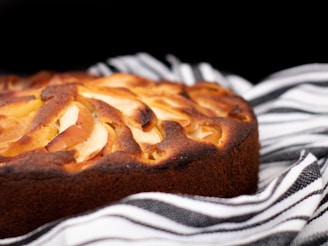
top-left (1, 53), bottom-right (327, 246)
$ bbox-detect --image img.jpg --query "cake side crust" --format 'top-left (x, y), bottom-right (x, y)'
top-left (0, 71), bottom-right (260, 238)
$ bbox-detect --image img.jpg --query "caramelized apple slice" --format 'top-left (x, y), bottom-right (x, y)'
top-left (188, 124), bottom-right (222, 144)
top-left (0, 125), bottom-right (58, 156)
top-left (145, 99), bottom-right (191, 128)
top-left (0, 98), bottom-right (43, 117)
top-left (0, 114), bottom-right (35, 148)
top-left (129, 124), bottom-right (162, 145)
top-left (57, 103), bottom-right (79, 133)
top-left (81, 89), bottom-right (156, 130)
top-left (73, 120), bottom-right (108, 162)
top-left (0, 97), bottom-right (43, 149)
top-left (46, 102), bottom-right (94, 152)
top-left (86, 73), bottom-right (149, 89)
top-left (81, 91), bottom-right (139, 119)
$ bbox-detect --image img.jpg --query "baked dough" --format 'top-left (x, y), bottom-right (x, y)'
top-left (0, 71), bottom-right (260, 238)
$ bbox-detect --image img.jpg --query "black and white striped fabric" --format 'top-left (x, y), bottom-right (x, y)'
top-left (1, 53), bottom-right (328, 246)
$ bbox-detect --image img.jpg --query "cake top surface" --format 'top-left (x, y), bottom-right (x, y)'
top-left (0, 71), bottom-right (257, 172)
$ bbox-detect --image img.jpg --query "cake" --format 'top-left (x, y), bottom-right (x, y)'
top-left (0, 71), bottom-right (260, 238)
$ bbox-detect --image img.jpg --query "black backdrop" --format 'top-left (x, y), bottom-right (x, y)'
top-left (1, 1), bottom-right (327, 84)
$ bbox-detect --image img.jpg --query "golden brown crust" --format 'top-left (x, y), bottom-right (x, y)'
top-left (0, 71), bottom-right (260, 238)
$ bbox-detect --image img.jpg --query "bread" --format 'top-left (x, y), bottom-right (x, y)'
top-left (0, 71), bottom-right (260, 238)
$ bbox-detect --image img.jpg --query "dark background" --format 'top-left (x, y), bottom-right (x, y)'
top-left (0, 1), bottom-right (327, 84)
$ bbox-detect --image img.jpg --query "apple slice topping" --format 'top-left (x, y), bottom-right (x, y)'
top-left (188, 124), bottom-right (222, 144)
top-left (46, 102), bottom-right (94, 152)
top-left (73, 120), bottom-right (108, 162)
top-left (57, 103), bottom-right (79, 133)
top-left (45, 101), bottom-right (108, 163)
top-left (0, 73), bottom-right (252, 167)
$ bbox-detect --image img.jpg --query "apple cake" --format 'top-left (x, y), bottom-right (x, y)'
top-left (0, 71), bottom-right (260, 238)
